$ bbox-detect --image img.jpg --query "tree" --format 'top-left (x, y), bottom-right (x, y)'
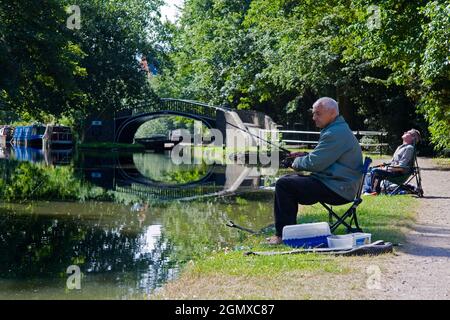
top-left (65, 0), bottom-right (165, 116)
top-left (344, 0), bottom-right (450, 150)
top-left (0, 0), bottom-right (166, 125)
top-left (154, 0), bottom-right (449, 151)
top-left (0, 0), bottom-right (87, 120)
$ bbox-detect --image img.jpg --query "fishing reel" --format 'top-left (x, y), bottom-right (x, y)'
top-left (280, 151), bottom-right (308, 168)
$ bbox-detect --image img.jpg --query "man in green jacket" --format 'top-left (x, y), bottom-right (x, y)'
top-left (266, 97), bottom-right (363, 245)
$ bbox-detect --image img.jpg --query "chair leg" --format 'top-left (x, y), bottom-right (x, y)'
top-left (349, 209), bottom-right (363, 233)
top-left (415, 172), bottom-right (424, 197)
top-left (322, 203), bottom-right (363, 234)
top-left (330, 215), bottom-right (351, 232)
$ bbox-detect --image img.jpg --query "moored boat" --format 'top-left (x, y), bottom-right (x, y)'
top-left (43, 125), bottom-right (73, 149)
top-left (11, 124), bottom-right (46, 147)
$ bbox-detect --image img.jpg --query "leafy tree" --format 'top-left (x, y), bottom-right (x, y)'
top-left (0, 0), bottom-right (87, 120)
top-left (155, 0), bottom-right (449, 151)
top-left (1, 0), bottom-right (165, 124)
top-left (64, 0), bottom-right (165, 116)
top-left (344, 0), bottom-right (450, 150)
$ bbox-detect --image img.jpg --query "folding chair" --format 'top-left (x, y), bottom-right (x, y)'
top-left (381, 144), bottom-right (423, 197)
top-left (320, 157), bottom-right (372, 234)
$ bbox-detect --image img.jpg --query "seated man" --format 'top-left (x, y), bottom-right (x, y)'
top-left (266, 97), bottom-right (363, 244)
top-left (369, 129), bottom-right (421, 194)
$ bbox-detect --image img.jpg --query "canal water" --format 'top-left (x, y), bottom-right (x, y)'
top-left (0, 146), bottom-right (280, 299)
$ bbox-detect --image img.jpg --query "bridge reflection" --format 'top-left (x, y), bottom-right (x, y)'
top-left (0, 145), bottom-right (278, 202)
top-left (80, 152), bottom-right (278, 202)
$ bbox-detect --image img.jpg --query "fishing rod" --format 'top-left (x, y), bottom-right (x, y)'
top-left (159, 98), bottom-right (300, 155)
top-left (221, 119), bottom-right (291, 154)
top-left (220, 118), bottom-right (308, 167)
top-left (226, 220), bottom-right (275, 235)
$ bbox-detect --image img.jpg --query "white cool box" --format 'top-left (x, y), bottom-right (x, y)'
top-left (282, 222), bottom-right (371, 249)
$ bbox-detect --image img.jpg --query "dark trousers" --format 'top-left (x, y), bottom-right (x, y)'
top-left (274, 174), bottom-right (349, 237)
top-left (370, 168), bottom-right (403, 193)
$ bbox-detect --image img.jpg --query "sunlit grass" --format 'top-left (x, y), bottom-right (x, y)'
top-left (187, 250), bottom-right (347, 278)
top-left (155, 193), bottom-right (417, 299)
top-left (298, 195), bottom-right (416, 245)
top-left (432, 158), bottom-right (450, 169)
top-left (167, 193), bottom-right (416, 280)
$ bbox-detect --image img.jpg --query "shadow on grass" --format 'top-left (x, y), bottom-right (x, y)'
top-left (293, 197), bottom-right (416, 245)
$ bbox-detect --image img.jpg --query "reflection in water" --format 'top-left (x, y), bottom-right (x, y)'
top-left (0, 149), bottom-right (279, 299)
top-left (0, 202), bottom-right (177, 299)
top-left (0, 146), bottom-right (11, 160)
top-left (0, 145), bottom-right (73, 166)
top-left (81, 151), bottom-right (279, 203)
top-left (0, 195), bottom-right (274, 299)
top-left (132, 153), bottom-right (209, 185)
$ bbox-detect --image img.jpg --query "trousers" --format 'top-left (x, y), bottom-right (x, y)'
top-left (274, 174), bottom-right (349, 236)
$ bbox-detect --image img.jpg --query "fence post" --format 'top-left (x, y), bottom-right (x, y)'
top-left (379, 133), bottom-right (383, 157)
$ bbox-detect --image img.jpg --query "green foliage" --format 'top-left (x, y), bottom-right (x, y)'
top-left (160, 164), bottom-right (208, 184)
top-left (155, 0), bottom-right (449, 151)
top-left (0, 161), bottom-right (109, 201)
top-left (0, 0), bottom-right (164, 123)
top-left (135, 116), bottom-right (197, 138)
top-left (0, 0), bottom-right (87, 119)
top-left (2, 0), bottom-right (448, 151)
top-left (344, 0), bottom-right (450, 150)
top-left (64, 0), bottom-right (164, 115)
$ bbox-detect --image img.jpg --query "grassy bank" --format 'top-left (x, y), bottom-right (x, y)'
top-left (432, 158), bottom-right (450, 169)
top-left (153, 195), bottom-right (417, 299)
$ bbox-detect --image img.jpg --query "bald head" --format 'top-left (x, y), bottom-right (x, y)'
top-left (312, 97), bottom-right (340, 128)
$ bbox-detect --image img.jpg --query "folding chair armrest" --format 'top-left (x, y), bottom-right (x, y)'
top-left (371, 162), bottom-right (391, 169)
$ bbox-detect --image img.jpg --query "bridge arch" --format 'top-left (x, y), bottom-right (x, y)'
top-left (114, 99), bottom-right (221, 144)
top-left (115, 111), bottom-right (216, 144)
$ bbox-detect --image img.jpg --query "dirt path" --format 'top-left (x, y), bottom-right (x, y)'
top-left (368, 158), bottom-right (450, 299)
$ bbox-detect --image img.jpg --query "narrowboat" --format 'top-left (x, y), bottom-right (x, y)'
top-left (11, 125), bottom-right (46, 147)
top-left (43, 125), bottom-right (73, 149)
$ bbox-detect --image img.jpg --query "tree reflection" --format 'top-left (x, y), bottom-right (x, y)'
top-left (0, 205), bottom-right (178, 295)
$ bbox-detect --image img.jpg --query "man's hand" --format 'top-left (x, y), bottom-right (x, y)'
top-left (288, 152), bottom-right (308, 158)
top-left (280, 152), bottom-right (308, 168)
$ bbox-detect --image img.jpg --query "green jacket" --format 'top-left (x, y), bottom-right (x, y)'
top-left (292, 116), bottom-right (363, 201)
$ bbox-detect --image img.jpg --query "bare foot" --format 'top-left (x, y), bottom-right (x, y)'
top-left (264, 236), bottom-right (282, 245)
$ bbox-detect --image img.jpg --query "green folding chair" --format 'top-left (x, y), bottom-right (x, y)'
top-left (321, 157), bottom-right (372, 233)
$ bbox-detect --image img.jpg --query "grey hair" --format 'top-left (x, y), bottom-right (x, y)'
top-left (410, 128), bottom-right (421, 143)
top-left (313, 97), bottom-right (339, 115)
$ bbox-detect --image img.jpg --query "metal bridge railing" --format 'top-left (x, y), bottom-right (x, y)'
top-left (115, 182), bottom-right (223, 201)
top-left (259, 129), bottom-right (389, 156)
top-left (131, 99), bottom-right (218, 120)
